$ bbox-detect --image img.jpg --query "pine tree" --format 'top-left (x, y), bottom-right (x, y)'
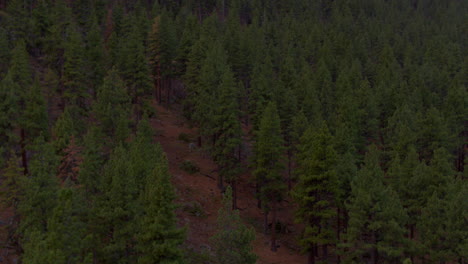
top-left (211, 186), bottom-right (257, 264)
top-left (128, 117), bottom-right (161, 191)
top-left (118, 16), bottom-right (152, 120)
top-left (293, 125), bottom-right (338, 264)
top-left (148, 12), bottom-right (176, 105)
top-left (0, 153), bottom-right (23, 254)
top-left (136, 151), bottom-right (185, 264)
top-left (0, 27), bottom-right (10, 77)
top-left (78, 126), bottom-right (105, 196)
top-left (345, 145), bottom-right (408, 264)
top-left (253, 101), bottom-right (285, 251)
top-left (418, 178), bottom-right (467, 263)
top-left (93, 68), bottom-right (131, 141)
top-left (0, 74), bottom-right (20, 148)
top-left (249, 55), bottom-right (274, 131)
top-left (21, 78), bottom-right (50, 142)
top-left (85, 13), bottom-right (107, 97)
top-left (95, 143), bottom-right (138, 263)
top-left (52, 107), bottom-right (77, 153)
top-left (193, 41), bottom-right (228, 145)
top-left (213, 67), bottom-right (242, 203)
top-left (62, 23), bottom-right (88, 110)
top-left (18, 136), bottom-right (59, 235)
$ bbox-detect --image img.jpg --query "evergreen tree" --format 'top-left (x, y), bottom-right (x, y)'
top-left (96, 143), bottom-right (139, 262)
top-left (18, 136), bottom-right (59, 235)
top-left (118, 16), bottom-right (152, 120)
top-left (249, 54), bottom-right (274, 131)
top-left (0, 74), bottom-right (20, 148)
top-left (62, 23), bottom-right (88, 110)
top-left (52, 107), bottom-right (77, 153)
top-left (345, 145), bottom-right (408, 264)
top-left (148, 12), bottom-right (176, 104)
top-left (85, 13), bottom-right (107, 97)
top-left (78, 126), bottom-right (105, 196)
top-left (93, 68), bottom-right (131, 142)
top-left (253, 101), bottom-right (285, 251)
top-left (137, 151), bottom-right (185, 264)
top-left (211, 186), bottom-right (257, 264)
top-left (293, 125), bottom-right (338, 264)
top-left (21, 78), bottom-right (49, 142)
top-left (0, 27), bottom-right (10, 77)
top-left (418, 178), bottom-right (467, 263)
top-left (213, 67), bottom-right (242, 204)
top-left (0, 153), bottom-right (23, 254)
top-left (193, 41), bottom-right (227, 145)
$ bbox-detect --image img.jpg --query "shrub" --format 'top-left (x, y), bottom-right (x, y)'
top-left (179, 160), bottom-right (199, 174)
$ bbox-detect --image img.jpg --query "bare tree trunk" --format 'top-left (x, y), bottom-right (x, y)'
top-left (256, 183), bottom-right (261, 209)
top-left (287, 149), bottom-right (292, 191)
top-left (263, 210), bottom-right (268, 234)
top-left (322, 244), bottom-right (328, 261)
top-left (20, 128), bottom-right (28, 175)
top-left (371, 231), bottom-right (378, 264)
top-left (308, 246), bottom-right (316, 264)
top-left (337, 207), bottom-right (341, 264)
top-left (271, 200), bottom-right (277, 252)
top-left (232, 180), bottom-right (237, 209)
top-left (158, 67), bottom-right (162, 104)
top-left (217, 169), bottom-right (223, 190)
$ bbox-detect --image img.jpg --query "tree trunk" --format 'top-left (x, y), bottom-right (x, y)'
top-left (322, 244), bottom-right (328, 261)
top-left (197, 136), bottom-right (202, 147)
top-left (217, 170), bottom-right (223, 190)
top-left (263, 210), bottom-right (268, 235)
top-left (158, 67), bottom-right (162, 104)
top-left (232, 180), bottom-right (237, 209)
top-left (287, 148), bottom-right (292, 191)
top-left (271, 200), bottom-right (277, 252)
top-left (166, 77), bottom-right (171, 108)
top-left (257, 183), bottom-right (262, 209)
top-left (308, 246), bottom-right (316, 264)
top-left (337, 207), bottom-right (341, 264)
top-left (371, 231), bottom-right (378, 264)
top-left (20, 128), bottom-right (28, 175)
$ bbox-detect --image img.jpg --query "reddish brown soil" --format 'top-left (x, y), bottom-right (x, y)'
top-left (152, 103), bottom-right (306, 264)
top-left (0, 102), bottom-right (306, 264)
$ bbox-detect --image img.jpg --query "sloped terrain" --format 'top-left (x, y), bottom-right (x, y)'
top-left (152, 103), bottom-right (306, 264)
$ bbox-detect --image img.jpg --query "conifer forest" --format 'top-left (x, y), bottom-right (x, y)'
top-left (0, 0), bottom-right (467, 263)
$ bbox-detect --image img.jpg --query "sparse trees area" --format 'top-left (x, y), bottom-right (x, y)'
top-left (0, 0), bottom-right (465, 263)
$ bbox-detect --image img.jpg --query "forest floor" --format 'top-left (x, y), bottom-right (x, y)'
top-left (0, 101), bottom-right (307, 264)
top-left (151, 102), bottom-right (306, 264)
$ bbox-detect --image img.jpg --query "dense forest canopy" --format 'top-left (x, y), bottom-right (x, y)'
top-left (0, 0), bottom-right (466, 263)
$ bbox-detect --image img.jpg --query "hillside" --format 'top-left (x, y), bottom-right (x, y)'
top-left (0, 0), bottom-right (466, 263)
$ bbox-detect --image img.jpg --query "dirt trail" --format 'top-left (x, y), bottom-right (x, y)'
top-left (152, 103), bottom-right (306, 264)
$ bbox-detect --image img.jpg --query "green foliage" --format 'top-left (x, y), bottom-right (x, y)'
top-left (345, 145), bottom-right (408, 263)
top-left (21, 78), bottom-right (49, 141)
top-left (62, 23), bottom-right (88, 108)
top-left (0, 74), bottom-right (20, 146)
top-left (179, 160), bottom-right (200, 174)
top-left (78, 126), bottom-right (105, 195)
top-left (178, 132), bottom-right (192, 143)
top-left (52, 107), bottom-right (77, 153)
top-left (418, 178), bottom-right (467, 263)
top-left (18, 136), bottom-right (59, 234)
top-left (0, 153), bottom-right (23, 209)
top-left (93, 68), bottom-right (131, 142)
top-left (253, 102), bottom-right (285, 208)
top-left (293, 125), bottom-right (338, 256)
top-left (211, 186), bottom-right (257, 264)
top-left (137, 152), bottom-right (185, 264)
top-left (213, 67), bottom-right (242, 184)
